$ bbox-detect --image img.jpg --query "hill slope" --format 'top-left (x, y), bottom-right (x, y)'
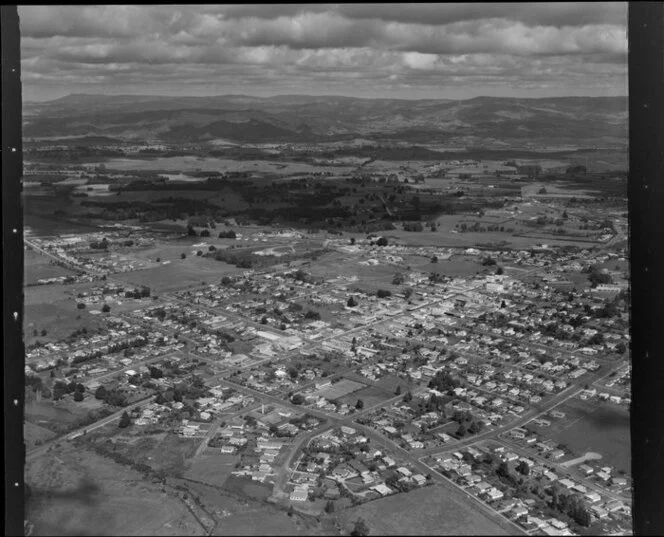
top-left (23, 94), bottom-right (627, 148)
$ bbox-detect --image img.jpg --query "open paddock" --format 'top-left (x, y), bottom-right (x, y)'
top-left (112, 255), bottom-right (244, 293)
top-left (338, 483), bottom-right (511, 535)
top-left (25, 248), bottom-right (78, 285)
top-left (26, 447), bottom-right (204, 536)
top-left (529, 397), bottom-right (630, 474)
top-left (184, 452), bottom-right (239, 485)
top-left (94, 156), bottom-right (356, 176)
top-left (24, 421), bottom-right (58, 449)
top-left (24, 296), bottom-right (107, 347)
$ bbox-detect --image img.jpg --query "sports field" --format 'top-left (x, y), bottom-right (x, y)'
top-left (339, 484), bottom-right (511, 535)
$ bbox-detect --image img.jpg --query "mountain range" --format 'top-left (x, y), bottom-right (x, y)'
top-left (23, 94), bottom-right (627, 148)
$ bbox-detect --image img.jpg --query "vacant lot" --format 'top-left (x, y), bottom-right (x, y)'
top-left (26, 447), bottom-right (204, 536)
top-left (339, 484), bottom-right (510, 535)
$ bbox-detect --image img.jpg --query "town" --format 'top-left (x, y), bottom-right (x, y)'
top-left (24, 162), bottom-right (630, 536)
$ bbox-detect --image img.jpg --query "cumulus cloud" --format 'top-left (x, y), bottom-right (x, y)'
top-left (18, 4), bottom-right (627, 101)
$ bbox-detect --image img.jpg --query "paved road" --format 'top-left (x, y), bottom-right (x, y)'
top-left (26, 395), bottom-right (153, 461)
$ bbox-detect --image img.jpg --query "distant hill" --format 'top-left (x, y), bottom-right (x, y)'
top-left (23, 94), bottom-right (627, 148)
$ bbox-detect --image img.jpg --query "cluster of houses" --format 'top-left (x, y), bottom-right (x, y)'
top-left (286, 426), bottom-right (429, 503)
top-left (432, 443), bottom-right (631, 535)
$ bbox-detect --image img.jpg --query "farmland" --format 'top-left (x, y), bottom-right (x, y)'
top-left (338, 484), bottom-right (511, 535)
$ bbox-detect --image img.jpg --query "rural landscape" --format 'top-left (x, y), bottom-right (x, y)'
top-left (19, 4), bottom-right (630, 537)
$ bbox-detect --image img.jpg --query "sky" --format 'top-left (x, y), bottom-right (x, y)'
top-left (19, 3), bottom-right (628, 102)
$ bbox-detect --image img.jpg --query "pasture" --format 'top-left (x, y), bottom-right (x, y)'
top-left (338, 483), bottom-right (511, 535)
top-left (24, 290), bottom-right (106, 346)
top-left (92, 156), bottom-right (356, 176)
top-left (184, 452), bottom-right (239, 486)
top-left (24, 248), bottom-right (77, 285)
top-left (25, 447), bottom-right (204, 536)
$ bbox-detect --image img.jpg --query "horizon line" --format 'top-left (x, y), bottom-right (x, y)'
top-left (24, 92), bottom-right (628, 105)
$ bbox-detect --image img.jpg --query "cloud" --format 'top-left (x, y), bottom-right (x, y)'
top-left (17, 4), bottom-right (627, 101)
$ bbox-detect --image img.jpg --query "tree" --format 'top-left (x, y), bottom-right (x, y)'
top-left (156, 257), bottom-right (161, 262)
top-left (291, 394), bottom-right (305, 405)
top-left (376, 237), bottom-right (388, 246)
top-left (196, 250), bottom-right (203, 256)
top-left (431, 255), bottom-right (438, 263)
top-left (351, 519), bottom-right (370, 536)
top-left (118, 411), bottom-right (131, 428)
top-left (77, 302), bottom-right (86, 309)
top-left (41, 329), bottom-right (48, 337)
top-left (95, 385), bottom-right (107, 400)
top-left (325, 500), bottom-right (335, 514)
top-left (347, 296), bottom-right (358, 308)
top-left (181, 253), bottom-right (187, 259)
top-left (376, 289), bottom-right (391, 298)
top-left (73, 391), bottom-right (84, 402)
top-left (497, 461), bottom-right (511, 479)
top-left (101, 303), bottom-right (111, 313)
top-left (350, 238), bottom-right (356, 245)
top-left (287, 505), bottom-right (295, 517)
top-left (496, 266), bottom-right (504, 275)
top-left (395, 385), bottom-right (402, 395)
top-left (355, 399), bottom-right (364, 410)
top-left (516, 460), bottom-right (531, 476)
top-left (616, 341), bottom-right (627, 354)
top-left (187, 225), bottom-right (197, 236)
top-left (403, 391), bottom-right (413, 403)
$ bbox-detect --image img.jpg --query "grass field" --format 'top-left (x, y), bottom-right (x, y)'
top-left (112, 255), bottom-right (244, 293)
top-left (25, 248), bottom-right (77, 284)
top-left (338, 484), bottom-right (510, 535)
top-left (24, 421), bottom-right (57, 449)
top-left (315, 379), bottom-right (366, 401)
top-left (532, 397), bottom-right (631, 474)
top-left (337, 384), bottom-right (392, 409)
top-left (94, 156), bottom-right (356, 176)
top-left (24, 289), bottom-right (106, 346)
top-left (25, 399), bottom-right (98, 434)
top-left (184, 452), bottom-right (239, 486)
top-left (26, 447), bottom-right (205, 536)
